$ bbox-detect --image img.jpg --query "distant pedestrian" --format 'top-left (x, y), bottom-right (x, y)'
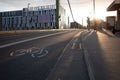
top-left (93, 19), bottom-right (97, 31)
top-left (87, 17), bottom-right (90, 30)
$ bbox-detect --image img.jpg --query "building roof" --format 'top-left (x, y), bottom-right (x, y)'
top-left (107, 0), bottom-right (120, 11)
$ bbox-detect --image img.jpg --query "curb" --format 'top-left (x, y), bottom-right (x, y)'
top-left (102, 28), bottom-right (114, 36)
top-left (81, 32), bottom-right (95, 80)
top-left (0, 30), bottom-right (54, 34)
top-left (0, 29), bottom-right (75, 35)
top-left (46, 31), bottom-right (83, 80)
top-left (0, 29), bottom-right (64, 34)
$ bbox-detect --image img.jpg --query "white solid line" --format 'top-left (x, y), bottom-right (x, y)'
top-left (71, 42), bottom-right (76, 49)
top-left (83, 47), bottom-right (95, 80)
top-left (79, 43), bottom-right (81, 49)
top-left (0, 31), bottom-right (69, 49)
top-left (58, 31), bottom-right (83, 60)
top-left (83, 30), bottom-right (94, 40)
top-left (46, 31), bottom-right (84, 80)
top-left (81, 33), bottom-right (95, 80)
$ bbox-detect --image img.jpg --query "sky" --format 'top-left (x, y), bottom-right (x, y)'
top-left (0, 0), bottom-right (116, 25)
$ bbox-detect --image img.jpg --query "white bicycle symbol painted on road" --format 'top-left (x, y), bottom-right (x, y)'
top-left (10, 47), bottom-right (48, 58)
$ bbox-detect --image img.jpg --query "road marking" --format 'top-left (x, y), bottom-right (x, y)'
top-left (46, 31), bottom-right (84, 80)
top-left (83, 30), bottom-right (94, 40)
top-left (82, 46), bottom-right (95, 80)
top-left (71, 42), bottom-right (76, 49)
top-left (0, 31), bottom-right (69, 49)
top-left (31, 48), bottom-right (49, 58)
top-left (79, 43), bottom-right (82, 49)
top-left (71, 42), bottom-right (82, 50)
top-left (74, 38), bottom-right (78, 42)
top-left (37, 50), bottom-right (48, 58)
top-left (58, 31), bottom-right (84, 60)
top-left (81, 33), bottom-right (95, 80)
top-left (10, 47), bottom-right (49, 58)
top-left (10, 49), bottom-right (26, 57)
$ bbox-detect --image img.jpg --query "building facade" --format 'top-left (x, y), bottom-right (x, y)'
top-left (107, 0), bottom-right (120, 31)
top-left (0, 5), bottom-right (66, 31)
top-left (70, 21), bottom-right (82, 29)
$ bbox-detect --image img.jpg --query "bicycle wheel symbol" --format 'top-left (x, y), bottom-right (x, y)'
top-left (10, 47), bottom-right (49, 58)
top-left (10, 49), bottom-right (27, 57)
top-left (31, 47), bottom-right (48, 58)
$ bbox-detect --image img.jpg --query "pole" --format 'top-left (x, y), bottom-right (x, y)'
top-left (68, 16), bottom-right (69, 28)
top-left (93, 0), bottom-right (96, 29)
top-left (27, 3), bottom-right (30, 30)
top-left (93, 0), bottom-right (95, 17)
top-left (56, 0), bottom-right (59, 29)
top-left (82, 17), bottom-right (83, 28)
top-left (67, 0), bottom-right (75, 22)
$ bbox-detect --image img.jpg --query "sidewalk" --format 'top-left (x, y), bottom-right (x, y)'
top-left (0, 29), bottom-right (76, 35)
top-left (102, 28), bottom-right (120, 37)
top-left (0, 30), bottom-right (46, 34)
top-left (82, 30), bottom-right (120, 80)
top-left (0, 29), bottom-right (63, 35)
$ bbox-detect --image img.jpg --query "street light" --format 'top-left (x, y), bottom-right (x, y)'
top-left (27, 3), bottom-right (30, 30)
top-left (93, 0), bottom-right (95, 17)
top-left (93, 0), bottom-right (96, 29)
top-left (56, 0), bottom-right (60, 29)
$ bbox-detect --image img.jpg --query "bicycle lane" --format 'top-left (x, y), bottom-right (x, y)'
top-left (0, 30), bottom-right (80, 80)
top-left (46, 31), bottom-right (89, 80)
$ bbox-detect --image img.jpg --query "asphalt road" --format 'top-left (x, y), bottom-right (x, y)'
top-left (0, 30), bottom-right (70, 45)
top-left (0, 29), bottom-right (89, 80)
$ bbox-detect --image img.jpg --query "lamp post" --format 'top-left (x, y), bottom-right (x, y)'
top-left (93, 0), bottom-right (96, 29)
top-left (93, 0), bottom-right (95, 17)
top-left (27, 3), bottom-right (30, 30)
top-left (56, 0), bottom-right (60, 29)
top-left (82, 17), bottom-right (83, 28)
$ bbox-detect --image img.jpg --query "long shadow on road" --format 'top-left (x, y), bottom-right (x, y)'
top-left (81, 30), bottom-right (109, 80)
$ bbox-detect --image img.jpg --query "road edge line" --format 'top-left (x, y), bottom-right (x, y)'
top-left (0, 31), bottom-right (70, 49)
top-left (45, 34), bottom-right (74, 80)
top-left (46, 31), bottom-right (83, 80)
top-left (81, 32), bottom-right (95, 80)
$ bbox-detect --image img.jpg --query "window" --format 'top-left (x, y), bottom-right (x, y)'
top-left (45, 23), bottom-right (47, 27)
top-left (44, 10), bottom-right (46, 15)
top-left (50, 22), bottom-right (52, 26)
top-left (39, 11), bottom-right (41, 15)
